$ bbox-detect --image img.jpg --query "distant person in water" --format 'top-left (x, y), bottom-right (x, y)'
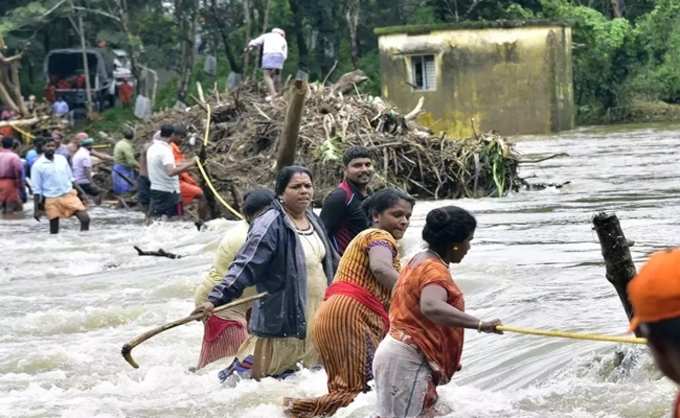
top-left (320, 146), bottom-right (374, 255)
top-left (31, 137), bottom-right (90, 234)
top-left (112, 128), bottom-right (139, 195)
top-left (628, 248), bottom-right (680, 418)
top-left (0, 136), bottom-right (25, 216)
top-left (193, 188), bottom-right (275, 370)
top-left (146, 124), bottom-right (195, 220)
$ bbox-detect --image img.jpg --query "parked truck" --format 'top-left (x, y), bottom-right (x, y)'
top-left (44, 48), bottom-right (116, 115)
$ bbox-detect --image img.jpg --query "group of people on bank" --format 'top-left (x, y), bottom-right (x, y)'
top-left (191, 146), bottom-right (503, 417)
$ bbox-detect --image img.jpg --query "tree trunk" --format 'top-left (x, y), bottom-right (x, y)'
top-left (611, 0), bottom-right (624, 17)
top-left (242, 0), bottom-right (253, 77)
top-left (276, 72), bottom-right (308, 171)
top-left (176, 0), bottom-right (198, 102)
top-left (209, 0), bottom-right (241, 73)
top-left (288, 0), bottom-right (309, 70)
top-left (9, 62), bottom-right (28, 115)
top-left (73, 0), bottom-right (94, 116)
top-left (592, 212), bottom-right (639, 335)
top-left (345, 0), bottom-right (360, 69)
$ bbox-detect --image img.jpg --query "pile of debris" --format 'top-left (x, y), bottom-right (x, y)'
top-left (135, 71), bottom-right (521, 218)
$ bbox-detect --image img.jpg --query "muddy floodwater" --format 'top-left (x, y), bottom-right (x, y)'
top-left (2, 123), bottom-right (679, 417)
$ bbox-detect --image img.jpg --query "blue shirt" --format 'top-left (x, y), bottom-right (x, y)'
top-left (30, 154), bottom-right (74, 198)
top-left (26, 149), bottom-right (39, 168)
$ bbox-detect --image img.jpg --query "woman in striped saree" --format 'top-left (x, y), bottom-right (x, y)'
top-left (285, 188), bottom-right (415, 417)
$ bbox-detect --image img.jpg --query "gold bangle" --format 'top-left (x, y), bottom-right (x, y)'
top-left (477, 320), bottom-right (483, 333)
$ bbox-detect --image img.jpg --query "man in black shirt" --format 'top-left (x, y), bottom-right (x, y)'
top-left (320, 146), bottom-right (374, 255)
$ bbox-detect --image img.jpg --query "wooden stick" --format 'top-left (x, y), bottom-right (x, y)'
top-left (121, 292), bottom-right (268, 368)
top-left (592, 213), bottom-right (639, 335)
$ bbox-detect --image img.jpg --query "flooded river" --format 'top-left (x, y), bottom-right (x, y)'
top-left (2, 123), bottom-right (679, 417)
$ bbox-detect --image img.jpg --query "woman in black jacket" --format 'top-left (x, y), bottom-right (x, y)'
top-left (194, 165), bottom-right (337, 380)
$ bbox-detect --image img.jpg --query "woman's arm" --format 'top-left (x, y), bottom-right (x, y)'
top-left (368, 246), bottom-right (399, 290)
top-left (420, 284), bottom-right (502, 333)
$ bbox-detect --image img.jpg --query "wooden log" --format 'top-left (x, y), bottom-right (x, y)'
top-left (0, 116), bottom-right (47, 128)
top-left (592, 212), bottom-right (638, 332)
top-left (276, 71), bottom-right (308, 171)
top-left (331, 69), bottom-right (368, 94)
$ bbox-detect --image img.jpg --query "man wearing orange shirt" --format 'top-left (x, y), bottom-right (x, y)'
top-left (169, 126), bottom-right (207, 219)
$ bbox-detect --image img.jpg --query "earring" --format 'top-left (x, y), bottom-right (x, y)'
top-left (453, 246), bottom-right (459, 250)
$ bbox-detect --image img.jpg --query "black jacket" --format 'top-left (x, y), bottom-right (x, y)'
top-left (208, 200), bottom-right (338, 338)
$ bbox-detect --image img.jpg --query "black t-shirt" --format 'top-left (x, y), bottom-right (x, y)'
top-left (320, 180), bottom-right (370, 255)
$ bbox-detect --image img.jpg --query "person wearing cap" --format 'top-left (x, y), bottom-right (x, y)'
top-left (628, 248), bottom-right (680, 418)
top-left (72, 136), bottom-right (102, 204)
top-left (245, 28), bottom-right (288, 100)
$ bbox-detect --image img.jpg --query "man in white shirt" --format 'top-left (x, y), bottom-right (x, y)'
top-left (146, 124), bottom-right (195, 219)
top-left (52, 97), bottom-right (70, 118)
top-left (245, 28), bottom-right (287, 99)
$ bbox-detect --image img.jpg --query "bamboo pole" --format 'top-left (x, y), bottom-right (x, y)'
top-left (276, 71), bottom-right (308, 171)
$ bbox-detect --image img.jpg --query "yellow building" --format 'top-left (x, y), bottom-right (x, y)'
top-left (375, 21), bottom-right (575, 137)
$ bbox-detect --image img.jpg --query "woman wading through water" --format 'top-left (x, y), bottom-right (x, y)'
top-left (286, 188), bottom-right (415, 417)
top-left (193, 166), bottom-right (337, 380)
top-left (372, 206), bottom-right (503, 417)
top-left (192, 188), bottom-right (275, 370)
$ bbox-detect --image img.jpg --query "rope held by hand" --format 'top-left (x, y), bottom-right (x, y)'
top-left (496, 325), bottom-right (647, 345)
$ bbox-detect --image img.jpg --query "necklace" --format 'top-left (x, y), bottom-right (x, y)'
top-left (299, 228), bottom-right (324, 261)
top-left (427, 249), bottom-right (448, 266)
top-left (283, 207), bottom-right (310, 230)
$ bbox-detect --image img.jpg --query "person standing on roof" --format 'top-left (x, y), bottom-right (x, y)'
top-left (245, 28), bottom-right (287, 100)
top-left (320, 146), bottom-right (374, 255)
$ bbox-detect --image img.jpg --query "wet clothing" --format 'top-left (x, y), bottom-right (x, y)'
top-left (137, 175), bottom-right (151, 208)
top-left (72, 147), bottom-right (92, 185)
top-left (170, 142), bottom-right (202, 205)
top-left (288, 228), bottom-right (399, 417)
top-left (373, 255), bottom-right (465, 417)
top-left (31, 155), bottom-right (73, 198)
top-left (112, 163), bottom-right (137, 194)
top-left (389, 255), bottom-right (465, 385)
top-left (0, 179), bottom-right (21, 213)
top-left (208, 200), bottom-right (337, 340)
top-left (320, 180), bottom-right (371, 255)
top-left (78, 182), bottom-right (100, 197)
top-left (147, 139), bottom-right (179, 193)
top-left (0, 148), bottom-right (23, 208)
top-left (149, 189), bottom-right (181, 218)
top-left (373, 334), bottom-right (437, 418)
top-left (44, 189), bottom-right (85, 220)
top-left (194, 221), bottom-right (254, 369)
top-left (244, 226), bottom-right (327, 378)
top-left (113, 138), bottom-right (137, 168)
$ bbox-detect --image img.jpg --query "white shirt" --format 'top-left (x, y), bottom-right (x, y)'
top-left (249, 32), bottom-right (288, 59)
top-left (146, 139), bottom-right (179, 193)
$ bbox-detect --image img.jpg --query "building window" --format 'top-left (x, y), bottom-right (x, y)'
top-left (411, 55), bottom-right (436, 91)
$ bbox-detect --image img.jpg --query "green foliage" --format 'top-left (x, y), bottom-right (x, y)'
top-left (540, 0), bottom-right (635, 122)
top-left (625, 0), bottom-right (680, 104)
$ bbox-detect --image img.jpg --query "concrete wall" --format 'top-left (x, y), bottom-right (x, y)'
top-left (378, 25), bottom-right (575, 137)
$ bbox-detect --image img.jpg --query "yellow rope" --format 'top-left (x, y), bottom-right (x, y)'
top-left (10, 122), bottom-right (35, 143)
top-left (194, 103), bottom-right (244, 220)
top-left (496, 325), bottom-right (647, 345)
